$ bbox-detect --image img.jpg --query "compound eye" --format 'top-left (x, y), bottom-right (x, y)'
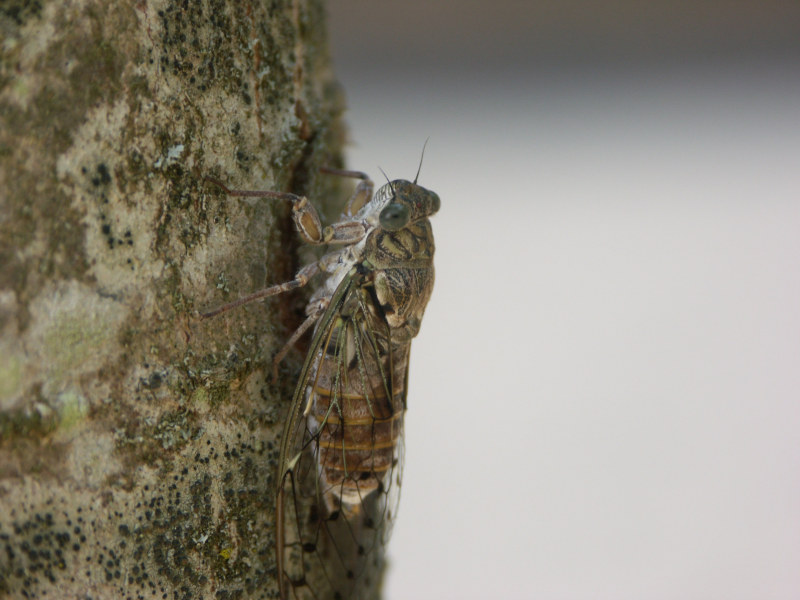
top-left (379, 202), bottom-right (410, 231)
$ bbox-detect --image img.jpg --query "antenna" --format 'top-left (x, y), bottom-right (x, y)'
top-left (414, 138), bottom-right (429, 184)
top-left (378, 167), bottom-right (395, 195)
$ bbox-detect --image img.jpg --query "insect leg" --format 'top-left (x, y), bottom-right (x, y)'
top-left (198, 261), bottom-right (320, 320)
top-left (320, 166), bottom-right (374, 218)
top-left (322, 220), bottom-right (367, 244)
top-left (204, 176), bottom-right (325, 245)
top-left (271, 299), bottom-right (329, 383)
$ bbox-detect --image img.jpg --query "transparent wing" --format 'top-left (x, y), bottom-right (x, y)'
top-left (277, 271), bottom-right (407, 600)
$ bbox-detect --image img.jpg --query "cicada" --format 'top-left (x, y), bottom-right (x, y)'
top-left (201, 164), bottom-right (439, 600)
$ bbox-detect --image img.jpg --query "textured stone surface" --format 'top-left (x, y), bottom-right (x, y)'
top-left (0, 0), bottom-right (346, 597)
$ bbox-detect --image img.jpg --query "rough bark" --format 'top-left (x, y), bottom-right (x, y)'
top-left (0, 0), bottom-right (346, 597)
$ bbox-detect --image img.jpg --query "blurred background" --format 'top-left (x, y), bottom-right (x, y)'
top-left (325, 2), bottom-right (800, 599)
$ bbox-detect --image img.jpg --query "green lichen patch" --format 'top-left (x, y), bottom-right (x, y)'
top-left (26, 281), bottom-right (128, 397)
top-left (0, 403), bottom-right (58, 441)
top-left (54, 389), bottom-right (88, 431)
top-left (0, 355), bottom-right (22, 402)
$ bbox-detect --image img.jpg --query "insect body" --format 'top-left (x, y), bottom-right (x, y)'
top-left (201, 167), bottom-right (439, 600)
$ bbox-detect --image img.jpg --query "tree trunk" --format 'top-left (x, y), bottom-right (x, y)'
top-left (0, 0), bottom-right (346, 597)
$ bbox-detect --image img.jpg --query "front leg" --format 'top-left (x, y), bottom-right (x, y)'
top-left (320, 166), bottom-right (374, 218)
top-left (322, 220), bottom-right (367, 244)
top-left (204, 177), bottom-right (326, 245)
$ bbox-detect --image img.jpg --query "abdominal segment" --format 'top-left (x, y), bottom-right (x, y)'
top-left (309, 343), bottom-right (408, 514)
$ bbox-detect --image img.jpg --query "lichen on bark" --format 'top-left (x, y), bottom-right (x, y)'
top-left (0, 0), bottom-right (347, 597)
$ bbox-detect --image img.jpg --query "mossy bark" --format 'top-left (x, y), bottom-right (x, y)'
top-left (0, 0), bottom-right (346, 597)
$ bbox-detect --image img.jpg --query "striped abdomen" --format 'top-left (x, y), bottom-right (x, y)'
top-left (309, 340), bottom-right (408, 512)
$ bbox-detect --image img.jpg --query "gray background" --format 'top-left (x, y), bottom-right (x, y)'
top-left (325, 2), bottom-right (800, 598)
